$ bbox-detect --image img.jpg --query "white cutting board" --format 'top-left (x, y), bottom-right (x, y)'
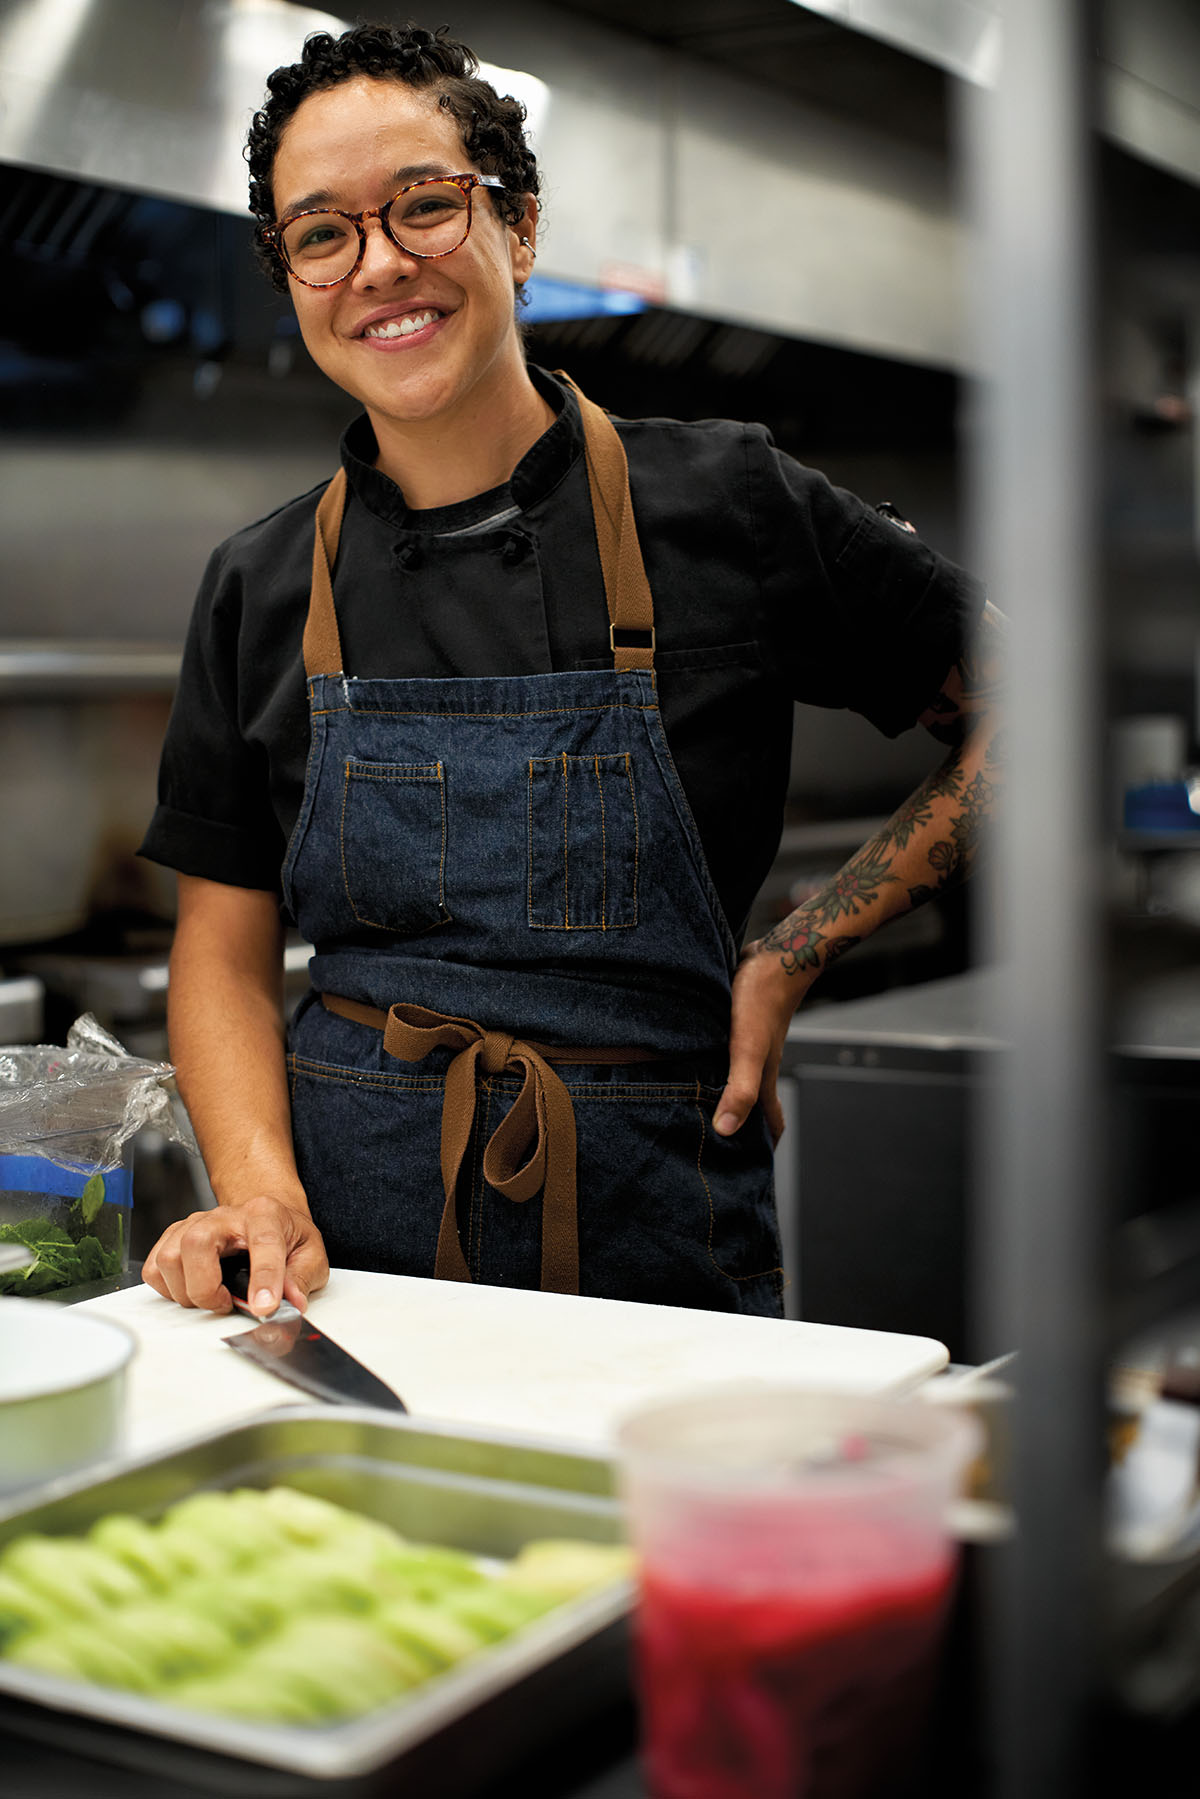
top-left (80, 1272), bottom-right (948, 1459)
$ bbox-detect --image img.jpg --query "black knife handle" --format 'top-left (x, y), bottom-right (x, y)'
top-left (219, 1251), bottom-right (252, 1305)
top-left (220, 1250), bottom-right (300, 1322)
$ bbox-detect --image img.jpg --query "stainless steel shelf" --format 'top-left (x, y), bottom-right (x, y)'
top-left (0, 641), bottom-right (181, 695)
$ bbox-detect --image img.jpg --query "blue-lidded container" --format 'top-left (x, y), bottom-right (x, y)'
top-left (0, 1015), bottom-right (188, 1298)
top-left (0, 1138), bottom-right (134, 1295)
top-left (1123, 779), bottom-right (1200, 833)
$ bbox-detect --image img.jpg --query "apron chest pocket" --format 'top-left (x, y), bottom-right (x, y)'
top-left (528, 752), bottom-right (639, 930)
top-left (340, 758), bottom-right (450, 934)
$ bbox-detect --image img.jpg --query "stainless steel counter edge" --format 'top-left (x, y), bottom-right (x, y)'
top-left (785, 967), bottom-right (1200, 1058)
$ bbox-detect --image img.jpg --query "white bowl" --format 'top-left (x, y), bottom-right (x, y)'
top-left (0, 1298), bottom-right (136, 1497)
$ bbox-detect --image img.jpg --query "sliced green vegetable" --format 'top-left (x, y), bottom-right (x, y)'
top-left (375, 1598), bottom-right (487, 1671)
top-left (441, 1583), bottom-right (559, 1641)
top-left (7, 1620), bottom-right (159, 1693)
top-left (0, 1487), bottom-right (630, 1729)
top-left (88, 1514), bottom-right (173, 1593)
top-left (501, 1539), bottom-right (636, 1596)
top-left (0, 1570), bottom-right (60, 1645)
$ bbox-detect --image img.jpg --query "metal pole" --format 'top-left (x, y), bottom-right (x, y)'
top-left (961, 1), bottom-right (1106, 1794)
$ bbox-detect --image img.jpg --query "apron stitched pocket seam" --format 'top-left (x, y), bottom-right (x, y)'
top-left (339, 758), bottom-right (450, 934)
top-left (289, 1057), bottom-right (444, 1093)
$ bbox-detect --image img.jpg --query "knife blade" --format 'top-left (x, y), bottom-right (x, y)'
top-left (219, 1252), bottom-right (407, 1413)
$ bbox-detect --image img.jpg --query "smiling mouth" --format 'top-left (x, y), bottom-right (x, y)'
top-left (361, 309), bottom-right (444, 340)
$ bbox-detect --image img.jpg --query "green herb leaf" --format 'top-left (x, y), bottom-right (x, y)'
top-left (80, 1173), bottom-right (106, 1226)
top-left (0, 1213), bottom-right (122, 1293)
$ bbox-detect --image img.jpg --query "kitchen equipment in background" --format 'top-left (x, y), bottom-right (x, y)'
top-left (1111, 715), bottom-right (1189, 825)
top-left (0, 1408), bottom-right (631, 1789)
top-left (220, 1252), bottom-right (407, 1413)
top-left (0, 1298), bottom-right (135, 1495)
top-left (0, 702), bottom-right (105, 945)
top-left (0, 979), bottom-right (43, 1048)
top-left (918, 1355), bottom-right (1016, 1520)
top-left (616, 1385), bottom-right (979, 1799)
top-left (1123, 773), bottom-right (1200, 834)
top-left (781, 967), bottom-right (1200, 1362)
top-left (1107, 1389), bottom-right (1200, 1560)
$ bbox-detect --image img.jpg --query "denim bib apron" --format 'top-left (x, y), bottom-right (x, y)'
top-left (282, 380), bottom-right (783, 1316)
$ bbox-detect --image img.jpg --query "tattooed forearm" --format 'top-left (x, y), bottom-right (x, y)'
top-left (761, 715), bottom-right (1002, 980)
top-left (879, 788), bottom-right (935, 852)
top-left (877, 748), bottom-right (971, 859)
top-left (920, 764), bottom-right (998, 894)
top-left (761, 910), bottom-right (861, 979)
top-left (802, 846), bottom-right (898, 926)
top-left (950, 769), bottom-right (995, 864)
top-left (879, 756), bottom-right (966, 855)
top-left (759, 594), bottom-right (1003, 981)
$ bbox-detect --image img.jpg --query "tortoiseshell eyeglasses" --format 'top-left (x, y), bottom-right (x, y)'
top-left (265, 173), bottom-right (508, 289)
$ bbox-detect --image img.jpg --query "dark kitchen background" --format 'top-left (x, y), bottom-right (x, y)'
top-left (3, 2), bottom-right (1200, 1794)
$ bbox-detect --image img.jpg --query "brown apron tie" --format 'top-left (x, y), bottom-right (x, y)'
top-left (303, 380), bottom-right (655, 680)
top-left (321, 993), bottom-right (663, 1294)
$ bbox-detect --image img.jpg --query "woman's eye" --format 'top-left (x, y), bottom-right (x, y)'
top-left (397, 186), bottom-right (467, 228)
top-left (299, 224), bottom-right (342, 249)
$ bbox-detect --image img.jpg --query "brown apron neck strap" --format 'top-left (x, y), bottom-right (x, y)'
top-left (556, 371), bottom-right (656, 674)
top-left (303, 467), bottom-right (348, 678)
top-left (304, 382), bottom-right (657, 678)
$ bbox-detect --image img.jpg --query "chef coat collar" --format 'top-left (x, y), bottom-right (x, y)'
top-left (338, 365), bottom-right (579, 535)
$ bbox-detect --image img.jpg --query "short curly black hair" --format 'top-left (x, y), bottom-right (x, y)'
top-left (246, 21), bottom-right (540, 293)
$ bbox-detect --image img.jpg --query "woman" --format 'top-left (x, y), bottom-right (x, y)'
top-left (140, 23), bottom-right (999, 1321)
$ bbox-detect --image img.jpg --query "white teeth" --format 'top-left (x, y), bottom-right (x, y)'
top-left (365, 310), bottom-right (439, 339)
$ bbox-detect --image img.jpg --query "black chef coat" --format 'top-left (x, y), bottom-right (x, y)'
top-left (138, 367), bottom-right (983, 943)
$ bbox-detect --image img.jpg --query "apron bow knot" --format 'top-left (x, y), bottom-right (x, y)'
top-left (378, 1002), bottom-right (578, 1293)
top-left (479, 1030), bottom-right (516, 1077)
top-left (321, 992), bottom-right (665, 1294)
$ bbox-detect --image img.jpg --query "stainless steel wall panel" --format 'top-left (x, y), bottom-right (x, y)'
top-left (668, 56), bottom-right (963, 362)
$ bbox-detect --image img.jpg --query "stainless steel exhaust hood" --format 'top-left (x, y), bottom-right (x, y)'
top-left (5, 0), bottom-right (1198, 367)
top-left (0, 0), bottom-right (966, 368)
top-left (0, 0), bottom-right (347, 215)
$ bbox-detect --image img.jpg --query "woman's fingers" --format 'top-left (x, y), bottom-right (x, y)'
top-left (715, 950), bottom-right (790, 1135)
top-left (140, 1198), bottom-right (327, 1316)
top-left (715, 944), bottom-right (808, 1138)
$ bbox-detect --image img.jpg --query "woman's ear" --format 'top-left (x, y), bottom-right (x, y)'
top-left (512, 198), bottom-right (538, 284)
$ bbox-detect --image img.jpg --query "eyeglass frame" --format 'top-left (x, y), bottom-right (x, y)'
top-left (264, 173), bottom-right (510, 289)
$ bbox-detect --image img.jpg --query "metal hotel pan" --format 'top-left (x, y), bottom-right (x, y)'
top-left (0, 1407), bottom-right (633, 1795)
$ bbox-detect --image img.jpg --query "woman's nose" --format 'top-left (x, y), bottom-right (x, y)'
top-left (352, 215), bottom-right (419, 287)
